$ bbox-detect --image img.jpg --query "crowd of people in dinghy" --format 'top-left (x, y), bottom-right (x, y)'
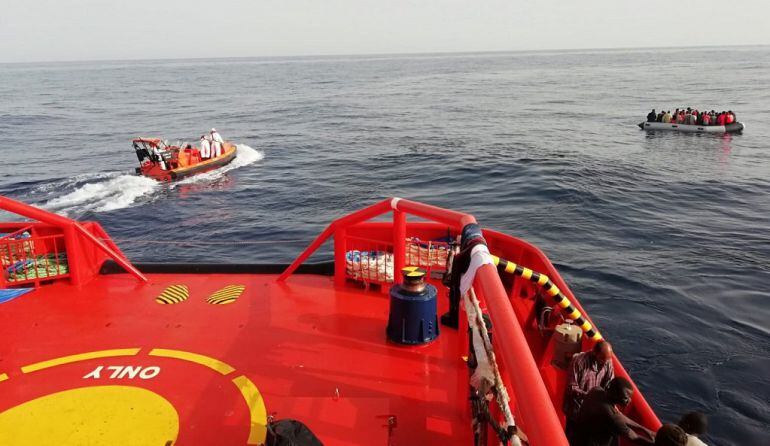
top-left (647, 108), bottom-right (737, 126)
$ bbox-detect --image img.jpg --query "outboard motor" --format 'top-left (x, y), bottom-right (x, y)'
top-left (386, 267), bottom-right (439, 345)
top-left (133, 143), bottom-right (150, 163)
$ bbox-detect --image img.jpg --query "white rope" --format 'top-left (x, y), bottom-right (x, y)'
top-left (465, 287), bottom-right (521, 445)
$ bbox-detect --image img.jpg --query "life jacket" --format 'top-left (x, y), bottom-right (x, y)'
top-left (717, 114), bottom-right (726, 125)
top-left (177, 149), bottom-right (188, 167)
top-left (702, 115), bottom-right (711, 125)
top-left (726, 114), bottom-right (734, 124)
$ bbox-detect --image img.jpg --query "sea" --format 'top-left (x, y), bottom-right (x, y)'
top-left (1, 46), bottom-right (768, 445)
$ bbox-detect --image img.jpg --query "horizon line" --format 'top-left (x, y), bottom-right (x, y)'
top-left (1, 43), bottom-right (768, 66)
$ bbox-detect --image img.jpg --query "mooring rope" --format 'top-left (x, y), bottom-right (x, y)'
top-left (465, 287), bottom-right (521, 446)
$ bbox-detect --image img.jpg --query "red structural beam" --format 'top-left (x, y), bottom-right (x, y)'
top-left (392, 210), bottom-right (406, 285)
top-left (278, 199), bottom-right (394, 282)
top-left (392, 198), bottom-right (477, 229)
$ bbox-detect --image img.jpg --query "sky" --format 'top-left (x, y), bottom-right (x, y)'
top-left (1, 0), bottom-right (769, 63)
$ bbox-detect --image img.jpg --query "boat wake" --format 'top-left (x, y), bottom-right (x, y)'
top-left (172, 144), bottom-right (264, 187)
top-left (39, 144), bottom-right (263, 216)
top-left (44, 174), bottom-right (159, 216)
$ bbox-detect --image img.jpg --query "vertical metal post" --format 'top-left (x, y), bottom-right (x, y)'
top-left (392, 210), bottom-right (406, 285)
top-left (62, 225), bottom-right (83, 287)
top-left (334, 226), bottom-right (347, 287)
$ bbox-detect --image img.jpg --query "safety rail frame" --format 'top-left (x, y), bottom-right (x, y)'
top-left (342, 233), bottom-right (451, 287)
top-left (344, 234), bottom-right (395, 286)
top-left (0, 232), bottom-right (69, 288)
top-left (279, 197), bottom-right (570, 446)
top-left (0, 195), bottom-right (147, 287)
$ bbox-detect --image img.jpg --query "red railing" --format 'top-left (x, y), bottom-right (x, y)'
top-left (0, 231), bottom-right (69, 288)
top-left (0, 195), bottom-right (147, 287)
top-left (279, 198), bottom-right (570, 446)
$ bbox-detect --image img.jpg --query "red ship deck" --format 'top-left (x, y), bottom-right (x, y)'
top-left (0, 195), bottom-right (663, 446)
top-left (0, 272), bottom-right (470, 445)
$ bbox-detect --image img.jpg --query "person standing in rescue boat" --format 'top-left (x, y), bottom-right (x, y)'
top-left (564, 341), bottom-right (615, 439)
top-left (200, 135), bottom-right (211, 160)
top-left (210, 128), bottom-right (224, 158)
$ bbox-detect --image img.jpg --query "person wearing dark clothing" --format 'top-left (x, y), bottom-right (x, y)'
top-left (564, 341), bottom-right (615, 439)
top-left (647, 109), bottom-right (657, 122)
top-left (655, 424), bottom-right (688, 446)
top-left (569, 377), bottom-right (654, 446)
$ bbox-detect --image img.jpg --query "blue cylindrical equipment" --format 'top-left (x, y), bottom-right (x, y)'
top-left (387, 267), bottom-right (439, 345)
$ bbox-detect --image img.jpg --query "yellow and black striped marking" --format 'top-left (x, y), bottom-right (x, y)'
top-left (491, 255), bottom-right (602, 341)
top-left (155, 285), bottom-right (189, 305)
top-left (206, 285), bottom-right (246, 305)
top-left (402, 266), bottom-right (426, 278)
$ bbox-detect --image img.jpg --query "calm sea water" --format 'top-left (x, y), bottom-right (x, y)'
top-left (1, 47), bottom-right (768, 445)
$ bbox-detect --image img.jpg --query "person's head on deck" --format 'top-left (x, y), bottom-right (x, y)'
top-left (607, 377), bottom-right (633, 407)
top-left (678, 411), bottom-right (707, 435)
top-left (655, 424), bottom-right (688, 446)
top-left (592, 340), bottom-right (613, 366)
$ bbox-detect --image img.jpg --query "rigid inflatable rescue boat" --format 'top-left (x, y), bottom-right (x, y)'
top-left (638, 121), bottom-right (745, 133)
top-left (0, 196), bottom-right (663, 446)
top-left (133, 137), bottom-right (237, 182)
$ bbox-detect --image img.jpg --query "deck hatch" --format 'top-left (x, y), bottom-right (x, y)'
top-left (206, 285), bottom-right (245, 305)
top-left (155, 285), bottom-right (189, 305)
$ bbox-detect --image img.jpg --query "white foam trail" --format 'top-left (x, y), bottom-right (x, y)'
top-left (172, 144), bottom-right (264, 187)
top-left (40, 144), bottom-right (261, 215)
top-left (30, 171), bottom-right (120, 195)
top-left (45, 174), bottom-right (159, 216)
